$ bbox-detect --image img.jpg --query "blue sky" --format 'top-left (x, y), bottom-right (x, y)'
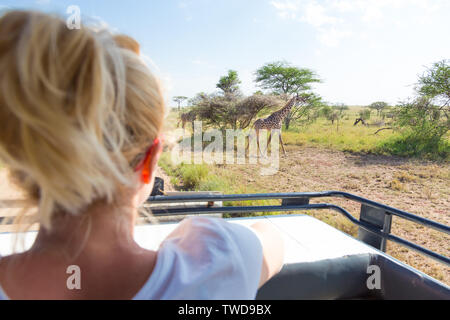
top-left (1, 0), bottom-right (449, 106)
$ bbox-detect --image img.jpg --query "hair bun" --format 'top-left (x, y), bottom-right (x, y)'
top-left (113, 34), bottom-right (140, 55)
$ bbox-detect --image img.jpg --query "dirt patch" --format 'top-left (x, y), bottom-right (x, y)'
top-left (154, 166), bottom-right (174, 192)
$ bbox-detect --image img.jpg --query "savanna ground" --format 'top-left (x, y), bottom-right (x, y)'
top-left (161, 108), bottom-right (450, 285)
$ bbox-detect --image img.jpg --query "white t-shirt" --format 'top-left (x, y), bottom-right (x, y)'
top-left (0, 217), bottom-right (264, 300)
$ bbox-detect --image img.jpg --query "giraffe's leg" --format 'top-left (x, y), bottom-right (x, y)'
top-left (279, 133), bottom-right (287, 156)
top-left (245, 131), bottom-right (251, 155)
top-left (255, 129), bottom-right (265, 157)
top-left (262, 132), bottom-right (272, 155)
top-left (246, 128), bottom-right (257, 157)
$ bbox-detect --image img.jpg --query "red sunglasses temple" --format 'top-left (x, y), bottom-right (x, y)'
top-left (134, 137), bottom-right (160, 174)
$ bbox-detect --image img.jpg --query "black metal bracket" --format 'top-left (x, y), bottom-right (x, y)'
top-left (357, 205), bottom-right (392, 252)
top-left (281, 197), bottom-right (309, 206)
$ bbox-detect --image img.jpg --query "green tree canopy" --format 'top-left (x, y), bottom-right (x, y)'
top-left (358, 108), bottom-right (371, 120)
top-left (216, 70), bottom-right (241, 95)
top-left (173, 96), bottom-right (188, 110)
top-left (188, 92), bottom-right (208, 106)
top-left (192, 93), bottom-right (282, 130)
top-left (254, 61), bottom-right (322, 129)
top-left (255, 61), bottom-right (321, 95)
top-left (289, 92), bottom-right (324, 124)
top-left (320, 105), bottom-right (333, 118)
top-left (416, 59), bottom-right (449, 117)
top-left (333, 103), bottom-right (349, 115)
top-left (368, 101), bottom-right (389, 117)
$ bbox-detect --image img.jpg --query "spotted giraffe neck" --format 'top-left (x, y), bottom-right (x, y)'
top-left (269, 96), bottom-right (297, 121)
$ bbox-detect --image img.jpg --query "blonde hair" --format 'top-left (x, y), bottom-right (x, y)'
top-left (0, 10), bottom-right (165, 231)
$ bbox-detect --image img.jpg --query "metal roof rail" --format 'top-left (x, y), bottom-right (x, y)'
top-left (147, 191), bottom-right (450, 266)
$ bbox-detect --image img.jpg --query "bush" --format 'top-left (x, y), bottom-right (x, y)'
top-left (389, 179), bottom-right (405, 191)
top-left (179, 164), bottom-right (209, 190)
top-left (198, 176), bottom-right (229, 192)
top-left (377, 131), bottom-right (449, 159)
top-left (377, 97), bottom-right (450, 159)
top-left (358, 108), bottom-right (371, 120)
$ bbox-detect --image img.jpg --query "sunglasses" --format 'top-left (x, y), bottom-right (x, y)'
top-left (134, 136), bottom-right (162, 184)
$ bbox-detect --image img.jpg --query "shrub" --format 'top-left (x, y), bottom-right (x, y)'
top-left (179, 164), bottom-right (209, 190)
top-left (377, 130), bottom-right (449, 159)
top-left (389, 179), bottom-right (405, 191)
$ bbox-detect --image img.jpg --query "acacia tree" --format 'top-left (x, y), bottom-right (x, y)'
top-left (192, 93), bottom-right (230, 128)
top-left (333, 103), bottom-right (349, 115)
top-left (320, 105), bottom-right (333, 119)
top-left (193, 93), bottom-right (281, 130)
top-left (188, 92), bottom-right (208, 106)
top-left (359, 108), bottom-right (371, 120)
top-left (289, 92), bottom-right (324, 125)
top-left (235, 95), bottom-right (282, 129)
top-left (368, 101), bottom-right (389, 117)
top-left (255, 61), bottom-right (321, 129)
top-left (417, 59), bottom-right (450, 119)
top-left (173, 96), bottom-right (188, 111)
top-left (216, 70), bottom-right (241, 96)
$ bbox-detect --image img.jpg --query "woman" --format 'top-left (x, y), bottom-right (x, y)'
top-left (0, 10), bottom-right (284, 299)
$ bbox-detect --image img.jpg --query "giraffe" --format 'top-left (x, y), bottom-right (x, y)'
top-left (247, 95), bottom-right (302, 156)
top-left (178, 110), bottom-right (197, 130)
top-left (353, 118), bottom-right (367, 126)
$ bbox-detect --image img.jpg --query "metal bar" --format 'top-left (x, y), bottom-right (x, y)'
top-left (148, 191), bottom-right (450, 234)
top-left (146, 199), bottom-right (450, 267)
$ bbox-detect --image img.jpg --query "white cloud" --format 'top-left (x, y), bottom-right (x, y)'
top-left (270, 0), bottom-right (299, 19)
top-left (270, 0), bottom-right (299, 11)
top-left (318, 27), bottom-right (352, 47)
top-left (271, 0), bottom-right (346, 45)
top-left (300, 2), bottom-right (340, 27)
top-left (270, 0), bottom-right (449, 47)
top-left (361, 5), bottom-right (383, 23)
top-left (330, 0), bottom-right (357, 12)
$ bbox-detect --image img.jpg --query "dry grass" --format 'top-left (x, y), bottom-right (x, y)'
top-left (394, 171), bottom-right (418, 183)
top-left (161, 142), bottom-right (450, 285)
top-left (389, 179), bottom-right (406, 191)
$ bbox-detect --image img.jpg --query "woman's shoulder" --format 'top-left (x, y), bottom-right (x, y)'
top-left (161, 216), bottom-right (262, 257)
top-left (134, 217), bottom-right (263, 300)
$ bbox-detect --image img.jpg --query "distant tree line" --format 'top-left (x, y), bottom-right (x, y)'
top-left (174, 59), bottom-right (449, 158)
top-left (177, 61), bottom-right (324, 131)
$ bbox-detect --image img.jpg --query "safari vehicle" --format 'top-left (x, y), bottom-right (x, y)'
top-left (1, 185), bottom-right (449, 300)
top-left (143, 183), bottom-right (450, 300)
